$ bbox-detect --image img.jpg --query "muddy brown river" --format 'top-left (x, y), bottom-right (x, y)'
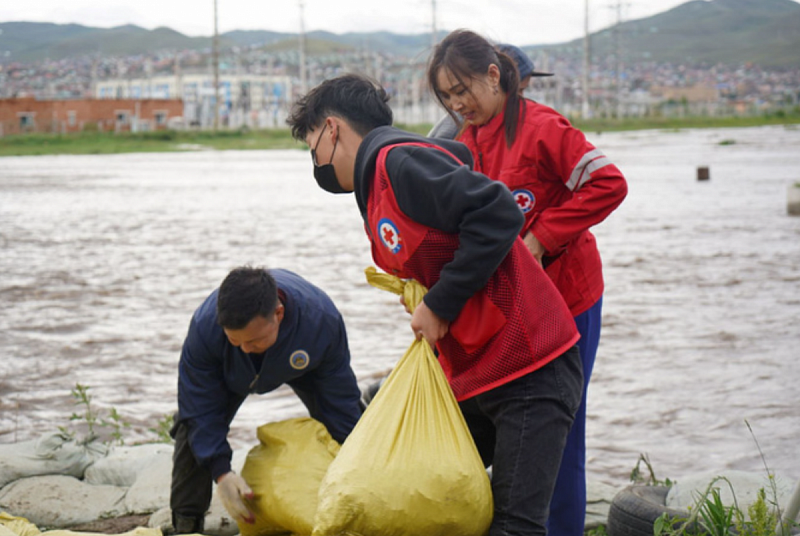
top-left (1, 125), bottom-right (798, 487)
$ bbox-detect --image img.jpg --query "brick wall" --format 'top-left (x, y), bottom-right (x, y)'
top-left (0, 98), bottom-right (183, 136)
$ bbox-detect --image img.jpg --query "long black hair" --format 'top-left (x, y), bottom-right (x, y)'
top-left (427, 29), bottom-right (522, 148)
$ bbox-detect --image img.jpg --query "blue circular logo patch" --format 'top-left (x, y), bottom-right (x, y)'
top-left (378, 218), bottom-right (402, 254)
top-left (512, 189), bottom-right (535, 213)
top-left (289, 350), bottom-right (310, 370)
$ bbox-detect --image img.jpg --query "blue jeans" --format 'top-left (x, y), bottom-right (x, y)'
top-left (460, 344), bottom-right (583, 536)
top-left (548, 297), bottom-right (603, 536)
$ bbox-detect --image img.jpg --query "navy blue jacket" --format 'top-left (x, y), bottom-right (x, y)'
top-left (176, 269), bottom-right (362, 479)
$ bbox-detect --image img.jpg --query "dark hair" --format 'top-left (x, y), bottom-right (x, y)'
top-left (287, 74), bottom-right (393, 141)
top-left (427, 29), bottom-right (522, 148)
top-left (216, 266), bottom-right (278, 330)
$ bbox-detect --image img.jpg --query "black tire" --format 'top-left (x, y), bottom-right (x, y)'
top-left (607, 485), bottom-right (690, 536)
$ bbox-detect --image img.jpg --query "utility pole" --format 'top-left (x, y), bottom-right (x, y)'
top-left (299, 0), bottom-right (308, 95)
top-left (610, 0), bottom-right (628, 117)
top-left (615, 0), bottom-right (622, 117)
top-left (213, 0), bottom-right (220, 130)
top-left (90, 56), bottom-right (98, 99)
top-left (582, 0), bottom-right (591, 119)
top-left (174, 51), bottom-right (182, 100)
top-left (431, 0), bottom-right (437, 52)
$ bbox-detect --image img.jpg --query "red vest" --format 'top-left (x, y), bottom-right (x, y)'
top-left (366, 142), bottom-right (579, 400)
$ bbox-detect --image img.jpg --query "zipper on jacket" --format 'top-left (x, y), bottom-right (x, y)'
top-left (478, 151), bottom-right (484, 170)
top-left (249, 374), bottom-right (260, 393)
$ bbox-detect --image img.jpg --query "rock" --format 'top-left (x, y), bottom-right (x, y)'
top-left (0, 474), bottom-right (126, 528)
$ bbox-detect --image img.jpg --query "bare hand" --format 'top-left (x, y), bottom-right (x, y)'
top-left (410, 300), bottom-right (449, 346)
top-left (216, 472), bottom-right (255, 525)
top-left (522, 232), bottom-right (545, 266)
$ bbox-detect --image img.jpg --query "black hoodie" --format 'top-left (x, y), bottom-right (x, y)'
top-left (352, 125), bottom-right (524, 322)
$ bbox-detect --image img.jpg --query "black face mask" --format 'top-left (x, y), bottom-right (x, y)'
top-left (311, 124), bottom-right (347, 194)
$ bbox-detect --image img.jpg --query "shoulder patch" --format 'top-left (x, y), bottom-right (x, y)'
top-left (289, 350), bottom-right (310, 370)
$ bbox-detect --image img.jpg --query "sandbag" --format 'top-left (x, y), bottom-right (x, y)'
top-left (0, 475), bottom-right (126, 528)
top-left (239, 418), bottom-right (341, 536)
top-left (84, 444), bottom-right (172, 487)
top-left (311, 268), bottom-right (493, 536)
top-left (0, 433), bottom-right (108, 489)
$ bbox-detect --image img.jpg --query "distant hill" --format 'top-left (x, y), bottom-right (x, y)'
top-left (0, 22), bottom-right (214, 62)
top-left (198, 29), bottom-right (439, 58)
top-left (0, 21), bottom-right (437, 63)
top-left (540, 0), bottom-right (800, 69)
top-left (1, 0), bottom-right (799, 68)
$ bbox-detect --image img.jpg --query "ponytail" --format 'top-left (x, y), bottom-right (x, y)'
top-left (496, 51), bottom-right (522, 148)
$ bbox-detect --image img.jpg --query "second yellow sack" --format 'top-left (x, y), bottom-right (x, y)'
top-left (239, 418), bottom-right (340, 536)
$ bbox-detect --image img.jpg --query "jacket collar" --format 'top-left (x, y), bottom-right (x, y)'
top-left (464, 105), bottom-right (506, 147)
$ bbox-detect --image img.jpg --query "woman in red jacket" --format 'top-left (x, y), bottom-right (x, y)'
top-left (427, 29), bottom-right (628, 536)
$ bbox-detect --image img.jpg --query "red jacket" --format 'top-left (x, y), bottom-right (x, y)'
top-left (366, 141), bottom-right (579, 400)
top-left (460, 100), bottom-right (628, 316)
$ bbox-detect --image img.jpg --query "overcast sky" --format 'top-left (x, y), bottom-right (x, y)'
top-left (3, 0), bottom-right (797, 46)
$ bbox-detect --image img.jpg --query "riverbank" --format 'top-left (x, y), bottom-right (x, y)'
top-left (1, 112), bottom-right (799, 157)
top-left (0, 432), bottom-right (793, 536)
top-left (0, 428), bottom-right (619, 535)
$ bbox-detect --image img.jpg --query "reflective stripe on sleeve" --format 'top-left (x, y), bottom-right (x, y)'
top-left (567, 149), bottom-right (612, 191)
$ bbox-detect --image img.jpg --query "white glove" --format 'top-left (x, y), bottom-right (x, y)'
top-left (216, 472), bottom-right (255, 524)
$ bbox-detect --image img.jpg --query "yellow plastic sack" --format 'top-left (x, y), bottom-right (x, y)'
top-left (311, 268), bottom-right (493, 536)
top-left (0, 513), bottom-right (161, 536)
top-left (239, 418), bottom-right (341, 536)
top-left (0, 513), bottom-right (40, 536)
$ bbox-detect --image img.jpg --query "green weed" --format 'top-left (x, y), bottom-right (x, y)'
top-left (148, 413), bottom-right (175, 444)
top-left (585, 523), bottom-right (609, 536)
top-left (630, 452), bottom-right (675, 487)
top-left (649, 420), bottom-right (796, 536)
top-left (653, 477), bottom-right (777, 536)
top-left (60, 383), bottom-right (130, 445)
top-left (60, 383), bottom-right (172, 446)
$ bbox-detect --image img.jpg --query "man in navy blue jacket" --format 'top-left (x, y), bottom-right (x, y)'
top-left (170, 266), bottom-right (362, 533)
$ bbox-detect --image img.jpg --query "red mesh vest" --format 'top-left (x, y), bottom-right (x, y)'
top-left (366, 142), bottom-right (579, 400)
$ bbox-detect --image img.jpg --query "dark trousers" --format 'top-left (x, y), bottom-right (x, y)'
top-left (459, 345), bottom-right (583, 536)
top-left (548, 297), bottom-right (603, 536)
top-left (170, 419), bottom-right (212, 532)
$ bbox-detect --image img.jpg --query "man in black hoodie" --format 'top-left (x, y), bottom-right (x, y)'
top-left (286, 73), bottom-right (582, 536)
